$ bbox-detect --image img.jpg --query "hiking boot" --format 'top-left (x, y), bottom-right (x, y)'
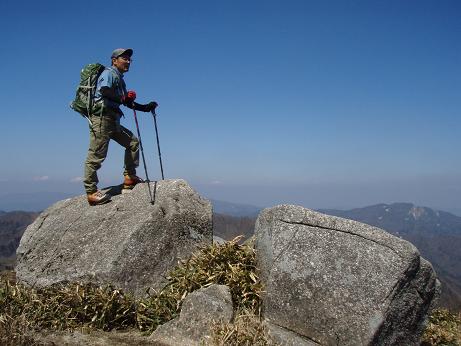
top-left (87, 190), bottom-right (111, 206)
top-left (123, 175), bottom-right (144, 190)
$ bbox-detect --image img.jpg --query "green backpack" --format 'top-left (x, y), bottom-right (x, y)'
top-left (70, 63), bottom-right (106, 120)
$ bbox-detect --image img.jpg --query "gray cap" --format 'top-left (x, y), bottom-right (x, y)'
top-left (111, 48), bottom-right (133, 59)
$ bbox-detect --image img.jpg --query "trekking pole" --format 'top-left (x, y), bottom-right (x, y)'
top-left (151, 110), bottom-right (165, 180)
top-left (132, 106), bottom-right (155, 204)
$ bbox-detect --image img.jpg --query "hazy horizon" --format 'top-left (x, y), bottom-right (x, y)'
top-left (1, 176), bottom-right (461, 217)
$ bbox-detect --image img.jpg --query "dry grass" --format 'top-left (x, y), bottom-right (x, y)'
top-left (209, 310), bottom-right (272, 346)
top-left (422, 308), bottom-right (461, 346)
top-left (164, 235), bottom-right (262, 313)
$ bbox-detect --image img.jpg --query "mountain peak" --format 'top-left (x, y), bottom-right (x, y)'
top-left (409, 206), bottom-right (427, 220)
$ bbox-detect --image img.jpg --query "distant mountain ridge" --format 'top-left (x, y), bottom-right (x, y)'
top-left (213, 213), bottom-right (255, 241)
top-left (320, 202), bottom-right (461, 236)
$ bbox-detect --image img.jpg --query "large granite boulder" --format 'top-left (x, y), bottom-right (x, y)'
top-left (16, 179), bottom-right (212, 296)
top-left (254, 204), bottom-right (440, 346)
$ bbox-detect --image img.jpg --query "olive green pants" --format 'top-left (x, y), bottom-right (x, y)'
top-left (83, 115), bottom-right (139, 194)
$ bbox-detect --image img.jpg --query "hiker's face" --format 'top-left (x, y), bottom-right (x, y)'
top-left (112, 55), bottom-right (131, 73)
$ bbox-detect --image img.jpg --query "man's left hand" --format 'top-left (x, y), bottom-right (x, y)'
top-left (147, 101), bottom-right (158, 112)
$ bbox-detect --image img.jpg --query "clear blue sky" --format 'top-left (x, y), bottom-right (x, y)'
top-left (1, 0), bottom-right (460, 213)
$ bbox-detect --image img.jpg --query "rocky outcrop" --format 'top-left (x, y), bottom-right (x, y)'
top-left (16, 179), bottom-right (212, 296)
top-left (149, 284), bottom-right (233, 345)
top-left (13, 193), bottom-right (443, 345)
top-left (255, 204), bottom-right (440, 346)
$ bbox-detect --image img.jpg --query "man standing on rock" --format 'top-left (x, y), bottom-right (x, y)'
top-left (84, 48), bottom-right (158, 206)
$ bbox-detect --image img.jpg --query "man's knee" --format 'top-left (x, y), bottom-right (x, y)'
top-left (85, 152), bottom-right (107, 170)
top-left (85, 160), bottom-right (102, 172)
